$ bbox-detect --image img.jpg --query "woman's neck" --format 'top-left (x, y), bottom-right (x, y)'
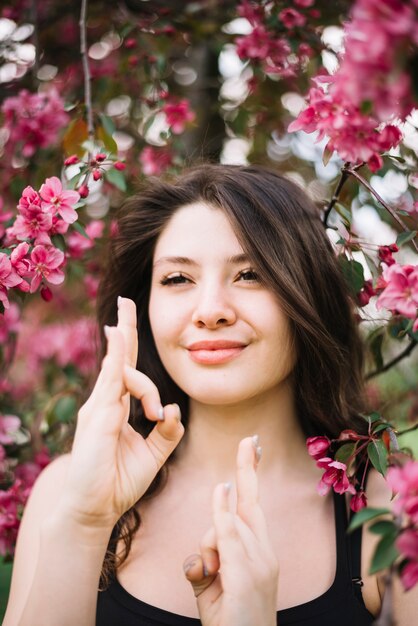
top-left (173, 379), bottom-right (311, 483)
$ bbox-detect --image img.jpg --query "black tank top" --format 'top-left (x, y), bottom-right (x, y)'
top-left (96, 491), bottom-right (375, 625)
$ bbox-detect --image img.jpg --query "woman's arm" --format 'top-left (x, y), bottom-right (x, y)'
top-left (2, 455), bottom-right (112, 626)
top-left (3, 298), bottom-right (184, 626)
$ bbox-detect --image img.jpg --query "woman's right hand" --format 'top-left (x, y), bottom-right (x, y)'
top-left (60, 296), bottom-right (184, 531)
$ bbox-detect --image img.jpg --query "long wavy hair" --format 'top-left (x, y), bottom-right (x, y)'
top-left (96, 164), bottom-right (367, 587)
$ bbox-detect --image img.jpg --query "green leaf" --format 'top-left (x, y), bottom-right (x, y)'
top-left (335, 442), bottom-right (356, 464)
top-left (322, 144), bottom-right (333, 166)
top-left (348, 507), bottom-right (390, 532)
top-left (360, 100), bottom-right (373, 115)
top-left (53, 395), bottom-right (77, 423)
top-left (51, 234), bottom-right (66, 252)
top-left (396, 230), bottom-right (417, 247)
top-left (369, 329), bottom-right (384, 370)
top-left (367, 439), bottom-right (388, 476)
top-left (99, 113), bottom-right (116, 136)
top-left (338, 256), bottom-right (365, 296)
top-left (72, 221), bottom-right (90, 240)
top-left (335, 203), bottom-right (352, 227)
top-left (369, 520), bottom-right (397, 536)
top-left (105, 168), bottom-right (127, 192)
top-left (97, 125), bottom-right (118, 154)
top-left (372, 423), bottom-right (391, 434)
top-left (369, 532), bottom-right (399, 574)
top-left (63, 118), bottom-right (89, 157)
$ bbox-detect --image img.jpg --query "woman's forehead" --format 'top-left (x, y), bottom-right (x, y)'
top-left (153, 201), bottom-right (245, 260)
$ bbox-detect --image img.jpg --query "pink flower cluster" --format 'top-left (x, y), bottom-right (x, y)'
top-left (1, 88), bottom-right (69, 158)
top-left (20, 317), bottom-right (98, 377)
top-left (0, 178), bottom-right (80, 308)
top-left (0, 447), bottom-right (50, 557)
top-left (306, 436), bottom-right (367, 511)
top-left (289, 0), bottom-right (418, 169)
top-left (387, 461), bottom-right (418, 590)
top-left (235, 0), bottom-right (316, 77)
top-left (162, 99), bottom-right (195, 135)
top-left (140, 146), bottom-right (173, 176)
top-left (376, 264), bottom-right (418, 332)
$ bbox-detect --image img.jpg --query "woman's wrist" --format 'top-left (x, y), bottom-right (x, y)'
top-left (42, 503), bottom-right (115, 550)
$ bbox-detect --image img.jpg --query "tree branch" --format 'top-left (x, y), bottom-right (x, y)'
top-left (347, 168), bottom-right (418, 253)
top-left (80, 0), bottom-right (94, 143)
top-left (323, 166), bottom-right (349, 226)
top-left (366, 339), bottom-right (417, 380)
top-left (397, 422), bottom-right (418, 437)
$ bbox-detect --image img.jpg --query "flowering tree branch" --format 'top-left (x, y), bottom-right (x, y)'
top-left (79, 0), bottom-right (94, 144)
top-left (366, 339), bottom-right (418, 381)
top-left (322, 167), bottom-right (349, 227)
top-left (347, 168), bottom-right (418, 254)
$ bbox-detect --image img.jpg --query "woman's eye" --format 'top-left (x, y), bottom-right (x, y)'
top-left (238, 269), bottom-right (259, 282)
top-left (160, 273), bottom-right (190, 286)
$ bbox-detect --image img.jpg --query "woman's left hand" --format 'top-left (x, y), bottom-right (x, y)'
top-left (183, 437), bottom-right (279, 626)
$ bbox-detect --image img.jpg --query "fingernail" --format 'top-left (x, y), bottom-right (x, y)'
top-left (104, 325), bottom-right (112, 339)
top-left (255, 446), bottom-right (262, 464)
top-left (117, 296), bottom-right (122, 307)
top-left (251, 434), bottom-right (259, 448)
top-left (202, 563), bottom-right (209, 577)
top-left (224, 481), bottom-right (232, 494)
top-left (173, 403), bottom-right (181, 422)
top-left (183, 559), bottom-right (196, 574)
top-left (157, 406), bottom-right (165, 421)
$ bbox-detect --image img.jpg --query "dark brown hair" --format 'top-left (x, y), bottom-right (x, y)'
top-left (96, 164), bottom-right (366, 586)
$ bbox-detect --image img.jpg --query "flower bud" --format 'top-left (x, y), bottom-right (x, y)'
top-left (93, 170), bottom-right (102, 181)
top-left (95, 153), bottom-right (107, 162)
top-left (64, 155), bottom-right (79, 166)
top-left (306, 436), bottom-right (331, 460)
top-left (113, 161), bottom-right (126, 171)
top-left (78, 184), bottom-right (89, 198)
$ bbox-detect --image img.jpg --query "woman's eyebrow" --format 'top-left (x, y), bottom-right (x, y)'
top-left (153, 253), bottom-right (250, 268)
top-left (153, 256), bottom-right (197, 268)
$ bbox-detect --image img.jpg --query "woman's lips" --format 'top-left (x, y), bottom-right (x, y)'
top-left (186, 340), bottom-right (247, 364)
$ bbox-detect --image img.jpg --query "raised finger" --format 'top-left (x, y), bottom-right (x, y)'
top-left (88, 325), bottom-right (126, 404)
top-left (212, 482), bottom-right (247, 565)
top-left (117, 296), bottom-right (138, 368)
top-left (236, 437), bottom-right (269, 541)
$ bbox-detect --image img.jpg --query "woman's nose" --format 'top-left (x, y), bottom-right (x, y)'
top-left (191, 283), bottom-right (237, 329)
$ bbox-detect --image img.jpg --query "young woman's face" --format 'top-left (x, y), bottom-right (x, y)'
top-left (149, 202), bottom-right (296, 406)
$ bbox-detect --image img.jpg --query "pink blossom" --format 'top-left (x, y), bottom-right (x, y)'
top-left (0, 480), bottom-right (28, 557)
top-left (139, 146), bottom-right (173, 176)
top-left (1, 89), bottom-right (69, 158)
top-left (0, 302), bottom-right (20, 343)
top-left (350, 491), bottom-right (368, 512)
top-left (162, 99), bottom-right (195, 134)
top-left (396, 529), bottom-right (418, 591)
top-left (316, 457), bottom-right (356, 496)
top-left (0, 196), bottom-right (13, 240)
top-left (29, 245), bottom-right (65, 293)
top-left (13, 203), bottom-right (53, 242)
top-left (15, 448), bottom-right (50, 488)
top-left (67, 220), bottom-right (104, 259)
top-left (306, 436), bottom-right (330, 460)
top-left (376, 264), bottom-right (418, 319)
top-left (0, 414), bottom-right (21, 444)
top-left (288, 0), bottom-right (415, 167)
top-left (386, 461), bottom-right (418, 524)
top-left (279, 8), bottom-right (306, 28)
top-left (236, 25), bottom-right (271, 60)
top-left (39, 177), bottom-right (80, 224)
top-left (0, 253), bottom-right (24, 309)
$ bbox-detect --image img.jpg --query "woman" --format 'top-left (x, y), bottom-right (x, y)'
top-left (3, 165), bottom-right (415, 625)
